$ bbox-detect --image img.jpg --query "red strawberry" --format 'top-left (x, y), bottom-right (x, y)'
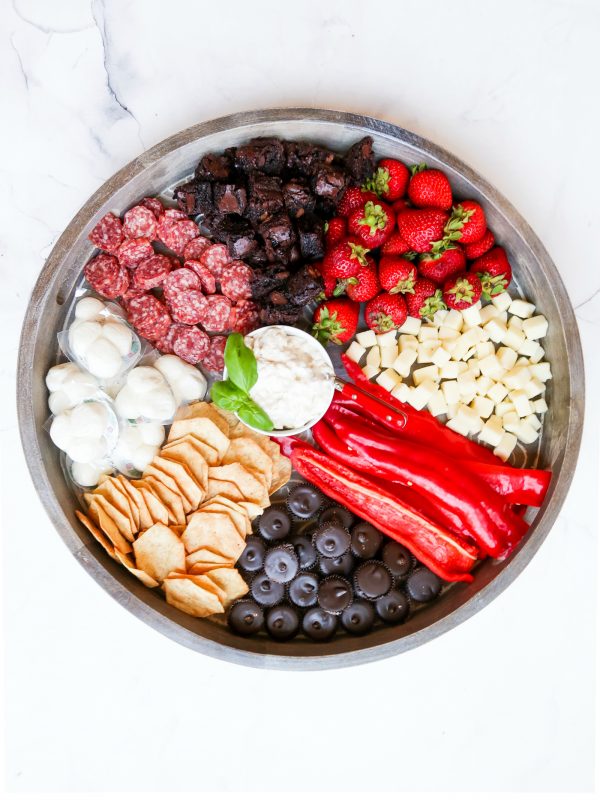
top-left (396, 208), bottom-right (449, 253)
top-left (443, 272), bottom-right (482, 310)
top-left (346, 263), bottom-right (381, 302)
top-left (392, 198), bottom-right (410, 215)
top-left (323, 238), bottom-right (371, 279)
top-left (407, 165), bottom-right (453, 210)
top-left (378, 256), bottom-right (417, 294)
top-left (318, 260), bottom-right (338, 298)
top-left (363, 158), bottom-right (409, 201)
top-left (348, 200), bottom-right (395, 248)
top-left (324, 217), bottom-right (347, 249)
top-left (471, 246), bottom-right (513, 299)
top-left (443, 201), bottom-right (487, 245)
top-left (381, 230), bottom-right (414, 257)
top-left (406, 279), bottom-right (447, 320)
top-left (418, 246), bottom-right (466, 284)
top-left (312, 298), bottom-right (359, 345)
top-left (464, 229), bottom-right (495, 259)
top-left (365, 292), bottom-right (407, 333)
top-left (337, 187), bottom-right (379, 218)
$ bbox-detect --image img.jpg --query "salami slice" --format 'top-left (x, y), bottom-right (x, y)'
top-left (140, 197), bottom-right (164, 219)
top-left (201, 295), bottom-right (232, 333)
top-left (163, 268), bottom-right (201, 303)
top-left (203, 335), bottom-right (227, 373)
top-left (88, 212), bottom-right (123, 254)
top-left (132, 253), bottom-right (173, 290)
top-left (168, 289), bottom-right (208, 325)
top-left (172, 327), bottom-right (210, 364)
top-left (162, 208), bottom-right (188, 221)
top-left (117, 237), bottom-right (154, 268)
top-left (230, 299), bottom-right (260, 334)
top-left (199, 243), bottom-right (231, 281)
top-left (121, 284), bottom-right (148, 311)
top-left (184, 259), bottom-right (216, 294)
top-left (220, 261), bottom-right (253, 302)
top-left (183, 236), bottom-right (212, 262)
top-left (157, 217), bottom-right (199, 255)
top-left (127, 294), bottom-right (172, 340)
top-left (84, 253), bottom-right (129, 299)
top-left (122, 205), bottom-right (157, 240)
top-left (154, 322), bottom-right (191, 355)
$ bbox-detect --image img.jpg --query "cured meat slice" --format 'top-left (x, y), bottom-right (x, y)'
top-left (201, 295), bottom-right (232, 333)
top-left (183, 236), bottom-right (212, 261)
top-left (117, 237), bottom-right (154, 268)
top-left (203, 335), bottom-right (227, 373)
top-left (230, 299), bottom-right (260, 334)
top-left (184, 259), bottom-right (216, 294)
top-left (88, 212), bottom-right (123, 254)
top-left (199, 243), bottom-right (231, 281)
top-left (172, 327), bottom-right (210, 364)
top-left (84, 253), bottom-right (129, 299)
top-left (132, 254), bottom-right (173, 290)
top-left (154, 323), bottom-right (191, 355)
top-left (162, 268), bottom-right (201, 303)
top-left (140, 197), bottom-right (164, 219)
top-left (168, 289), bottom-right (208, 325)
top-left (156, 217), bottom-right (199, 255)
top-left (122, 205), bottom-right (158, 240)
top-left (220, 261), bottom-right (253, 302)
top-left (127, 294), bottom-right (172, 340)
top-left (121, 284), bottom-right (148, 310)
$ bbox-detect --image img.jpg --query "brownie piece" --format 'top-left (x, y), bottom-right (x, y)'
top-left (213, 183), bottom-right (247, 215)
top-left (259, 303), bottom-right (303, 325)
top-left (174, 180), bottom-right (213, 215)
top-left (246, 174), bottom-right (284, 223)
top-left (246, 247), bottom-right (269, 268)
top-left (345, 136), bottom-right (376, 184)
top-left (235, 137), bottom-right (286, 175)
top-left (258, 212), bottom-right (297, 263)
top-left (284, 141), bottom-right (336, 176)
top-left (207, 213), bottom-right (257, 258)
top-left (312, 164), bottom-right (348, 202)
top-left (286, 264), bottom-right (324, 306)
top-left (194, 151), bottom-right (234, 181)
top-left (297, 213), bottom-right (325, 260)
top-left (250, 265), bottom-right (290, 300)
top-left (283, 178), bottom-right (316, 219)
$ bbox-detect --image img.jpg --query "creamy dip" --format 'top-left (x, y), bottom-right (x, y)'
top-left (246, 327), bottom-right (334, 430)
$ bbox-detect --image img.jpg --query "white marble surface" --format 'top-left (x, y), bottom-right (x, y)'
top-left (2, 0), bottom-right (598, 793)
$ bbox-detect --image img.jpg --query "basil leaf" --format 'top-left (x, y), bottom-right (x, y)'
top-left (210, 379), bottom-right (247, 411)
top-left (224, 333), bottom-right (258, 394)
top-left (237, 398), bottom-right (274, 432)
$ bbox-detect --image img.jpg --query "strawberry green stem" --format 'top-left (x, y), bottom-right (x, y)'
top-left (359, 201), bottom-right (388, 234)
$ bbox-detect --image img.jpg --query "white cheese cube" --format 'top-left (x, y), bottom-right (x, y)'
top-left (502, 365), bottom-right (532, 390)
top-left (516, 420), bottom-right (540, 444)
top-left (392, 349), bottom-right (417, 377)
top-left (427, 389), bottom-right (448, 417)
top-left (376, 368), bottom-right (402, 392)
top-left (501, 327), bottom-right (526, 350)
top-left (418, 325), bottom-right (440, 342)
top-left (516, 356), bottom-right (530, 365)
top-left (522, 315), bottom-right (549, 340)
top-left (479, 415), bottom-right (504, 447)
top-left (413, 365), bottom-right (439, 386)
top-left (518, 338), bottom-right (543, 358)
top-left (398, 316), bottom-right (422, 335)
top-left (525, 378), bottom-right (545, 399)
top-left (479, 354), bottom-right (506, 380)
top-left (491, 292), bottom-right (512, 312)
top-left (471, 395), bottom-right (494, 419)
top-left (446, 402), bottom-right (459, 419)
top-left (479, 304), bottom-right (499, 324)
top-left (508, 299), bottom-right (536, 318)
top-left (438, 326), bottom-right (461, 342)
top-left (433, 309), bottom-right (449, 327)
top-left (444, 309), bottom-right (463, 330)
top-left (440, 361), bottom-right (461, 379)
top-left (399, 334), bottom-right (419, 352)
top-left (525, 413), bottom-right (542, 431)
top-left (451, 334), bottom-right (474, 362)
top-left (509, 389), bottom-right (533, 417)
top-left (366, 346), bottom-right (381, 368)
top-left (529, 346), bottom-right (545, 364)
top-left (345, 341), bottom-right (366, 363)
top-left (476, 341), bottom-right (495, 359)
top-left (497, 346), bottom-right (518, 370)
top-left (532, 398), bottom-right (548, 414)
top-left (477, 325), bottom-right (491, 342)
top-left (441, 380), bottom-right (461, 405)
top-left (391, 382), bottom-right (410, 402)
top-left (446, 417), bottom-right (471, 436)
top-left (508, 315), bottom-right (523, 330)
top-left (431, 346), bottom-right (452, 368)
top-left (362, 364), bottom-right (380, 380)
top-left (503, 411), bottom-right (521, 434)
top-left (457, 371), bottom-right (478, 398)
top-left (483, 318), bottom-right (507, 344)
top-left (530, 362), bottom-right (552, 382)
top-left (495, 400), bottom-right (515, 417)
top-left (487, 382), bottom-right (508, 404)
top-left (461, 303), bottom-right (482, 327)
top-left (462, 346), bottom-right (477, 362)
top-left (475, 375), bottom-right (493, 395)
top-left (380, 345), bottom-right (399, 368)
top-left (456, 403), bottom-right (482, 433)
top-left (417, 342), bottom-right (438, 364)
top-left (467, 358), bottom-right (481, 377)
top-left (408, 379), bottom-right (437, 410)
top-left (455, 361), bottom-right (469, 374)
top-left (356, 330), bottom-right (377, 348)
top-left (494, 432), bottom-right (518, 461)
top-left (376, 330), bottom-right (398, 347)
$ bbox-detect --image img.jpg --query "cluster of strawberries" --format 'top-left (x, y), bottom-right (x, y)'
top-left (312, 159), bottom-right (513, 344)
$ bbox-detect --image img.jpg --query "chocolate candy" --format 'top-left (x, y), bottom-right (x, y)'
top-left (319, 504), bottom-right (354, 529)
top-left (302, 608), bottom-right (338, 641)
top-left (258, 507), bottom-right (292, 541)
top-left (341, 600), bottom-right (376, 635)
top-left (287, 484), bottom-right (324, 519)
top-left (318, 576), bottom-right (353, 615)
top-left (264, 545), bottom-right (299, 584)
top-left (250, 572), bottom-right (286, 607)
top-left (381, 541), bottom-right (413, 580)
top-left (288, 572), bottom-right (319, 608)
top-left (406, 568), bottom-right (442, 603)
top-left (227, 599), bottom-right (264, 636)
top-left (237, 535), bottom-right (266, 573)
top-left (318, 552), bottom-right (355, 577)
top-left (350, 522), bottom-right (383, 559)
top-left (375, 589), bottom-right (410, 623)
top-left (312, 523), bottom-right (351, 559)
top-left (288, 534), bottom-right (318, 570)
top-left (354, 560), bottom-right (393, 600)
top-left (265, 604), bottom-right (300, 640)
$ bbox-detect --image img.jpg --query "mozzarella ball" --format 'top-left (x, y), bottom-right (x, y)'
top-left (131, 444), bottom-right (158, 472)
top-left (102, 321), bottom-right (133, 357)
top-left (67, 437), bottom-right (107, 463)
top-left (74, 297), bottom-right (106, 321)
top-left (71, 461), bottom-right (106, 487)
top-left (138, 422), bottom-right (165, 447)
top-left (69, 320), bottom-right (103, 356)
top-left (127, 366), bottom-right (166, 394)
top-left (85, 338), bottom-right (123, 379)
top-left (49, 414), bottom-right (72, 451)
top-left (154, 354), bottom-right (187, 382)
top-left (114, 385), bottom-right (141, 420)
top-left (139, 388), bottom-right (177, 422)
top-left (69, 402), bottom-right (108, 439)
top-left (46, 362), bottom-right (82, 392)
top-left (48, 390), bottom-right (72, 415)
top-left (175, 371), bottom-right (207, 404)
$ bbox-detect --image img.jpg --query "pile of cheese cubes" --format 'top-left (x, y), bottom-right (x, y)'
top-left (345, 291), bottom-right (551, 461)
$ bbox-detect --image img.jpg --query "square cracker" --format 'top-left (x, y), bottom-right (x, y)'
top-left (85, 495), bottom-right (133, 553)
top-left (113, 549), bottom-right (160, 588)
top-left (131, 480), bottom-right (169, 526)
top-left (204, 567), bottom-right (249, 607)
top-left (160, 443), bottom-right (208, 492)
top-left (151, 456), bottom-right (204, 510)
top-left (177, 401), bottom-right (230, 435)
top-left (186, 548), bottom-right (234, 569)
top-left (163, 575), bottom-right (224, 617)
top-left (208, 465), bottom-right (269, 507)
top-left (206, 478), bottom-right (244, 503)
top-left (222, 437), bottom-right (273, 489)
top-left (182, 513), bottom-right (245, 560)
top-left (203, 495), bottom-right (251, 537)
top-left (75, 510), bottom-right (117, 561)
top-left (167, 418), bottom-right (230, 461)
top-left (144, 475), bottom-right (186, 527)
top-left (117, 476), bottom-right (153, 530)
top-left (133, 523), bottom-right (185, 583)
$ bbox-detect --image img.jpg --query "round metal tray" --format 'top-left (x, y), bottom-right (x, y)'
top-left (17, 109), bottom-right (584, 669)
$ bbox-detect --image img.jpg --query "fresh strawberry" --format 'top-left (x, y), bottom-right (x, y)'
top-left (443, 272), bottom-right (482, 310)
top-left (348, 200), bottom-right (395, 248)
top-left (365, 292), bottom-right (407, 333)
top-left (363, 158), bottom-right (409, 201)
top-left (323, 238), bottom-right (371, 279)
top-left (396, 208), bottom-right (449, 253)
top-left (337, 187), bottom-right (379, 218)
top-left (312, 298), bottom-right (360, 345)
top-left (418, 246), bottom-right (466, 284)
top-left (471, 246), bottom-right (513, 299)
top-left (406, 279), bottom-right (447, 320)
top-left (346, 263), bottom-right (381, 302)
top-left (442, 200), bottom-right (487, 245)
top-left (324, 217), bottom-right (347, 249)
top-left (463, 229), bottom-right (495, 259)
top-left (381, 230), bottom-right (414, 257)
top-left (318, 260), bottom-right (338, 298)
top-left (378, 256), bottom-right (417, 294)
top-left (407, 165), bottom-right (453, 210)
top-left (392, 198), bottom-right (410, 215)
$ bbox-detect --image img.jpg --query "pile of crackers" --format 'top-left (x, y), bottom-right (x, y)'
top-left (76, 402), bottom-right (291, 618)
